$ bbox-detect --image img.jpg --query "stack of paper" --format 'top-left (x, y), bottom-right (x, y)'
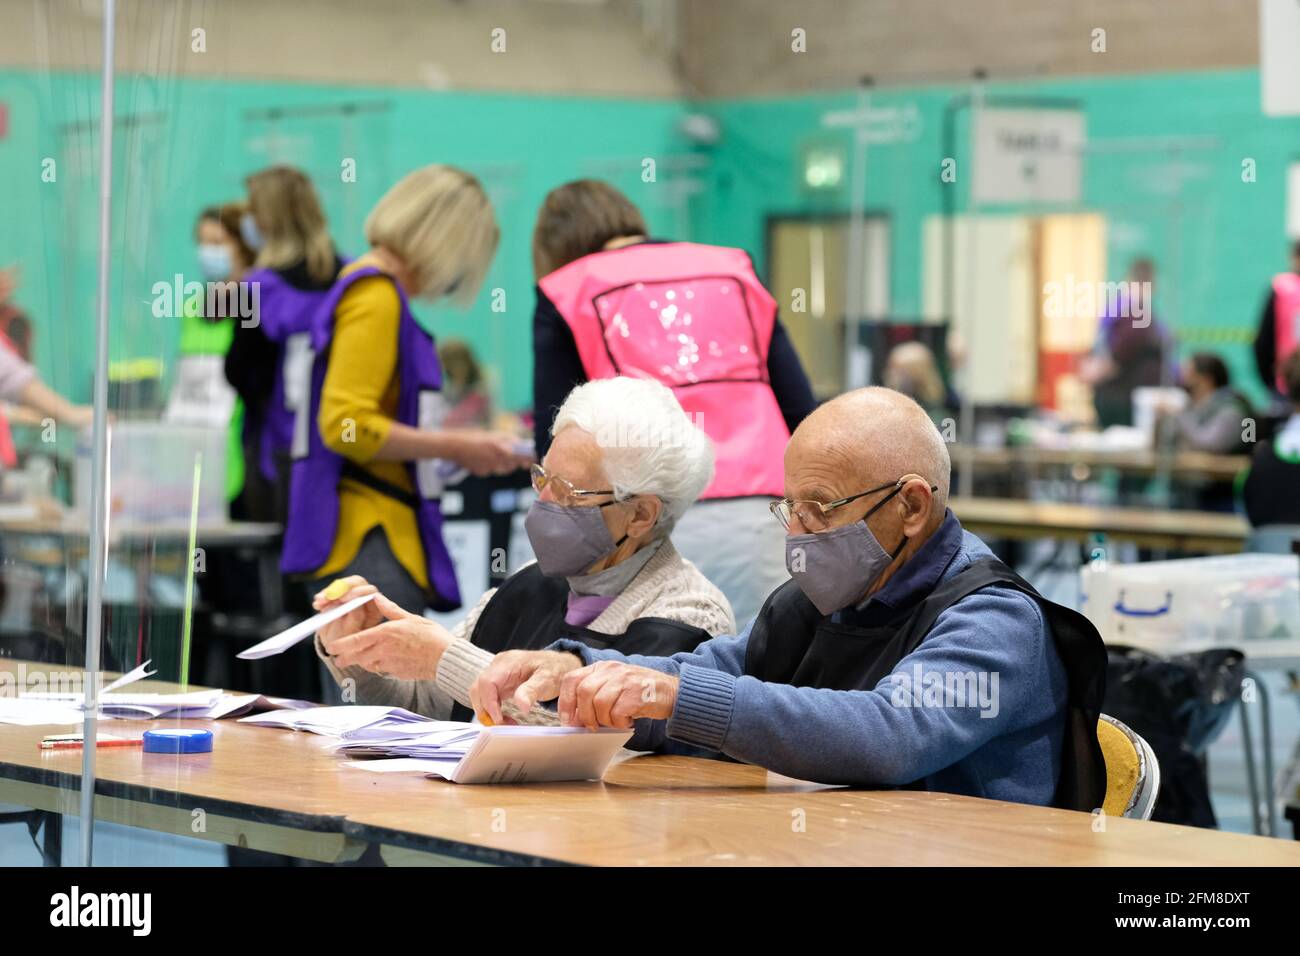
top-left (23, 688), bottom-right (223, 719)
top-left (205, 694), bottom-right (316, 720)
top-left (329, 722), bottom-right (482, 759)
top-left (15, 689), bottom-right (313, 722)
top-left (0, 697), bottom-right (87, 727)
top-left (237, 705), bottom-right (428, 737)
top-left (0, 660), bottom-right (307, 726)
top-left (344, 725), bottom-right (635, 784)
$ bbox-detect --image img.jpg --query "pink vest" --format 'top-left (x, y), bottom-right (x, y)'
top-left (540, 242), bottom-right (789, 500)
top-left (1274, 273), bottom-right (1300, 392)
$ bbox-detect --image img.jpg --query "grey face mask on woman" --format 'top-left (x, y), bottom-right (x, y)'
top-left (784, 484), bottom-right (907, 616)
top-left (524, 499), bottom-right (629, 578)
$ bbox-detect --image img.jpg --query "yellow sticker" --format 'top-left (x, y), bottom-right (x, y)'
top-left (322, 579), bottom-right (350, 601)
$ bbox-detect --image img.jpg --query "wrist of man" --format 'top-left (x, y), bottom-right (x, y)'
top-left (665, 664), bottom-right (736, 753)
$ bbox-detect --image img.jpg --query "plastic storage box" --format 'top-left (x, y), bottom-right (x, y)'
top-left (1080, 553), bottom-right (1300, 652)
top-left (75, 421), bottom-right (227, 525)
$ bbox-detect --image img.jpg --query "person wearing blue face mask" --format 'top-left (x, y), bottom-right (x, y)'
top-left (166, 204), bottom-right (255, 505)
top-left (469, 387), bottom-right (1111, 811)
top-left (308, 376), bottom-right (735, 721)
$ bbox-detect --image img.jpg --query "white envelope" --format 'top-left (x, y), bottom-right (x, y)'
top-left (443, 725), bottom-right (632, 784)
top-left (238, 593), bottom-right (377, 660)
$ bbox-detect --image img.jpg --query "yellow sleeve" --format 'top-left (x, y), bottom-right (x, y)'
top-left (318, 275), bottom-right (401, 463)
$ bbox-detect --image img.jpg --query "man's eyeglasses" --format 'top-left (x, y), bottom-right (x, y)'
top-left (530, 463), bottom-right (617, 508)
top-left (769, 475), bottom-right (937, 532)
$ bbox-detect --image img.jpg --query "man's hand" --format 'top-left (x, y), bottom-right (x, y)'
top-left (558, 661), bottom-right (679, 730)
top-left (469, 650), bottom-right (583, 724)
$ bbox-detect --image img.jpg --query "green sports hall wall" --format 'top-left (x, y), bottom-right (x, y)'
top-left (1, 66), bottom-right (1296, 411)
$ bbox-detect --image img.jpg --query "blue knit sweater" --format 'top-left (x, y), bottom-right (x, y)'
top-left (553, 512), bottom-right (1070, 806)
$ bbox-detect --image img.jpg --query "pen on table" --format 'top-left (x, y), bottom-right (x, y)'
top-left (39, 736), bottom-right (144, 751)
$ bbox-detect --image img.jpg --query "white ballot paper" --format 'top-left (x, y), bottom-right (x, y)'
top-left (346, 725), bottom-right (633, 784)
top-left (2, 661), bottom-right (161, 725)
top-left (237, 593), bottom-right (377, 660)
top-left (238, 705), bottom-right (427, 737)
top-left (99, 661), bottom-right (159, 695)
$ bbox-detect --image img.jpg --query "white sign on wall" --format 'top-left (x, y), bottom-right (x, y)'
top-left (1262, 0), bottom-right (1300, 116)
top-left (972, 108), bottom-right (1085, 205)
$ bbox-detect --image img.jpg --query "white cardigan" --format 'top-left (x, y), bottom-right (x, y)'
top-left (318, 539), bottom-right (735, 719)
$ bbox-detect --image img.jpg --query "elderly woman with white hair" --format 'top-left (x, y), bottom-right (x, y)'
top-left (312, 376), bottom-right (734, 721)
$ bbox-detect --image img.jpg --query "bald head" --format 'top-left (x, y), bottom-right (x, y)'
top-left (786, 387), bottom-right (951, 519)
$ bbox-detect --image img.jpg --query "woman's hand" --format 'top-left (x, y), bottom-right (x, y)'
top-left (313, 576), bottom-right (384, 654)
top-left (443, 430), bottom-right (532, 477)
top-left (326, 594), bottom-right (455, 681)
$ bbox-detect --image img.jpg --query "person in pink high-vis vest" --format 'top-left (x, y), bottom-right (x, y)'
top-left (1254, 240), bottom-right (1300, 400)
top-left (529, 181), bottom-right (818, 626)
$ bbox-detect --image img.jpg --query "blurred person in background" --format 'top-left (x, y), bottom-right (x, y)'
top-left (1080, 258), bottom-right (1172, 429)
top-left (166, 204), bottom-right (254, 508)
top-left (530, 179), bottom-right (817, 626)
top-left (311, 377), bottom-right (734, 721)
top-left (1253, 239), bottom-right (1300, 406)
top-left (1242, 348), bottom-right (1300, 528)
top-left (0, 265), bottom-right (33, 361)
top-left (225, 167), bottom-right (345, 522)
top-left (1157, 352), bottom-right (1254, 512)
top-left (438, 338), bottom-right (493, 429)
top-left (1162, 353), bottom-right (1253, 456)
top-left (883, 341), bottom-right (959, 428)
top-left (281, 164), bottom-right (530, 658)
top-left (0, 265), bottom-right (93, 439)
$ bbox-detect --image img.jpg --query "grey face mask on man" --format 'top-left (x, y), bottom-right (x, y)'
top-left (784, 483), bottom-right (908, 616)
top-left (524, 499), bottom-right (629, 578)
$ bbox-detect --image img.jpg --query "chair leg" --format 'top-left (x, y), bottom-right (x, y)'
top-left (1239, 699), bottom-right (1263, 836)
top-left (1246, 670), bottom-right (1279, 838)
top-left (41, 811), bottom-right (62, 867)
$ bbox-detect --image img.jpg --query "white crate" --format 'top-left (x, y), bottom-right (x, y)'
top-left (1080, 553), bottom-right (1300, 651)
top-left (75, 422), bottom-right (227, 524)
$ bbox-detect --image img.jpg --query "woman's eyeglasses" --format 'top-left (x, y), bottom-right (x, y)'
top-left (530, 463), bottom-right (617, 507)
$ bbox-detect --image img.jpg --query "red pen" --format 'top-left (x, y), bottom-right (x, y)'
top-left (39, 734), bottom-right (143, 751)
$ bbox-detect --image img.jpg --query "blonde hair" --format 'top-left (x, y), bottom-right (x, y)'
top-left (365, 165), bottom-right (499, 304)
top-left (245, 166), bottom-right (336, 285)
top-left (884, 342), bottom-right (947, 409)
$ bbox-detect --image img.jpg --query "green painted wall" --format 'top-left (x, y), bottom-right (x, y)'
top-left (0, 70), bottom-right (692, 411)
top-left (2, 67), bottom-right (1297, 411)
top-left (689, 68), bottom-right (1300, 404)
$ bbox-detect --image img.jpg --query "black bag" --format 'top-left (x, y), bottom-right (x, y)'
top-left (1103, 646), bottom-right (1245, 828)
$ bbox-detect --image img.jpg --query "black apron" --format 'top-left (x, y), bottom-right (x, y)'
top-left (744, 557), bottom-right (1108, 812)
top-left (450, 563), bottom-right (712, 721)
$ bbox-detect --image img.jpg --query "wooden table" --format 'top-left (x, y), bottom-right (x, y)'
top-left (951, 496), bottom-right (1250, 554)
top-left (950, 445), bottom-right (1251, 483)
top-left (2, 662), bottom-right (1298, 866)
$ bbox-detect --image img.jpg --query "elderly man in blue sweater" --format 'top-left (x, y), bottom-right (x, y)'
top-left (472, 388), bottom-right (1107, 810)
